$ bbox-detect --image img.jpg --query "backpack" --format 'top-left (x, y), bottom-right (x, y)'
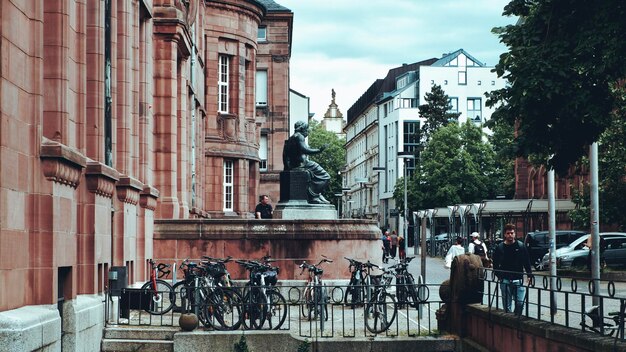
top-left (473, 241), bottom-right (486, 257)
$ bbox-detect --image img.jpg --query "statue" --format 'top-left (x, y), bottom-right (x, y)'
top-left (283, 121), bottom-right (331, 204)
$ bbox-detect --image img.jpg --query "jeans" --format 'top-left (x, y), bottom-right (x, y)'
top-left (500, 279), bottom-right (525, 315)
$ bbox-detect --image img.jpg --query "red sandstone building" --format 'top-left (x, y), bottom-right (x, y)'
top-left (0, 0), bottom-right (293, 350)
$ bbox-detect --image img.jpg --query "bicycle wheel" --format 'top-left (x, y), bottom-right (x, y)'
top-left (364, 291), bottom-right (397, 334)
top-left (140, 279), bottom-right (174, 315)
top-left (405, 275), bottom-right (420, 308)
top-left (301, 286), bottom-right (313, 319)
top-left (344, 278), bottom-right (364, 307)
top-left (172, 281), bottom-right (190, 313)
top-left (264, 290), bottom-right (287, 330)
top-left (209, 287), bottom-right (242, 331)
top-left (242, 289), bottom-right (266, 329)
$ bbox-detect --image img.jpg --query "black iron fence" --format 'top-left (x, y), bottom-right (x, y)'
top-left (481, 269), bottom-right (626, 342)
top-left (104, 283), bottom-right (443, 338)
top-left (104, 273), bottom-right (626, 342)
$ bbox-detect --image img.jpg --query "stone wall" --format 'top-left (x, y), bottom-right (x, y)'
top-left (153, 219), bottom-right (381, 279)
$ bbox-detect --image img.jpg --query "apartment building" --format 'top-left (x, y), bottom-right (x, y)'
top-left (344, 50), bottom-right (505, 237)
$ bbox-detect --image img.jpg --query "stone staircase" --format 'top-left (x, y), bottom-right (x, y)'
top-left (101, 326), bottom-right (178, 352)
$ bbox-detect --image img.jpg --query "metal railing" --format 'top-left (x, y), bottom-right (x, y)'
top-left (481, 268), bottom-right (626, 342)
top-left (104, 272), bottom-right (626, 342)
top-left (104, 283), bottom-right (444, 338)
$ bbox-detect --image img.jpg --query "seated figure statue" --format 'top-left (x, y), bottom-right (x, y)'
top-left (282, 121), bottom-right (331, 204)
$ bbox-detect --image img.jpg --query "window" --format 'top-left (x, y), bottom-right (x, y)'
top-left (259, 135), bottom-right (268, 171)
top-left (448, 97), bottom-right (458, 113)
top-left (467, 98), bottom-right (482, 124)
top-left (218, 55), bottom-right (229, 113)
top-left (223, 160), bottom-right (233, 211)
top-left (257, 26), bottom-right (267, 42)
top-left (255, 70), bottom-right (267, 106)
top-left (396, 75), bottom-right (409, 89)
top-left (403, 121), bottom-right (420, 177)
top-left (458, 71), bottom-right (467, 85)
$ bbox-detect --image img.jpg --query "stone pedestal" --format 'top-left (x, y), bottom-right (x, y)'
top-left (274, 203), bottom-right (337, 220)
top-left (276, 170), bottom-right (335, 219)
top-left (279, 170), bottom-right (309, 203)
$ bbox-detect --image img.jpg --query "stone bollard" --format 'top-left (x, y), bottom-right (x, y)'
top-left (436, 279), bottom-right (451, 332)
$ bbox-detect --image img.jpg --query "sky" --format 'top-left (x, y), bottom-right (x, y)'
top-left (276, 0), bottom-right (517, 120)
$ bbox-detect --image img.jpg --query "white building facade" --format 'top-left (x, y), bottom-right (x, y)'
top-left (344, 49), bottom-right (505, 241)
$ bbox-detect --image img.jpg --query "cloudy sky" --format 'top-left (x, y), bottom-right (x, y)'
top-left (276, 0), bottom-right (516, 120)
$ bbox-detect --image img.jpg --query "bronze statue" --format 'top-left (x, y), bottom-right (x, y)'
top-left (283, 121), bottom-right (330, 204)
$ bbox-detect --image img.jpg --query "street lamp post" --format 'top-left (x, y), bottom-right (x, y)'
top-left (397, 152), bottom-right (415, 257)
top-left (373, 166), bottom-right (386, 226)
top-left (354, 177), bottom-right (368, 218)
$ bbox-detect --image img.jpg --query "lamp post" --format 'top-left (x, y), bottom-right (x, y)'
top-left (373, 166), bottom-right (386, 226)
top-left (354, 177), bottom-right (368, 218)
top-left (397, 152), bottom-right (415, 256)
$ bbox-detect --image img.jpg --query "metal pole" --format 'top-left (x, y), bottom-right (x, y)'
top-left (548, 168), bottom-right (557, 315)
top-left (404, 164), bottom-right (408, 254)
top-left (590, 142), bottom-right (600, 305)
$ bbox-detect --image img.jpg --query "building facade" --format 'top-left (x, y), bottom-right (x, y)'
top-left (0, 0), bottom-right (292, 350)
top-left (344, 50), bottom-right (505, 236)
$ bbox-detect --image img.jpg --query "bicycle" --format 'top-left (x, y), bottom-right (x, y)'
top-left (388, 256), bottom-right (428, 309)
top-left (343, 258), bottom-right (379, 308)
top-left (299, 257), bottom-right (333, 332)
top-left (236, 257), bottom-right (287, 330)
top-left (364, 266), bottom-right (397, 334)
top-left (140, 259), bottom-right (174, 315)
top-left (580, 300), bottom-right (625, 338)
top-left (172, 258), bottom-right (242, 330)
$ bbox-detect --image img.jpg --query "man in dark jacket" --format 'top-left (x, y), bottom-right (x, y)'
top-left (492, 223), bottom-right (533, 316)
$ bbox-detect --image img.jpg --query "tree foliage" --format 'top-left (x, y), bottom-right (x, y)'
top-left (418, 84), bottom-right (460, 143)
top-left (488, 118), bottom-right (516, 198)
top-left (486, 0), bottom-right (626, 175)
top-left (569, 84), bottom-right (626, 231)
top-left (308, 120), bottom-right (346, 202)
top-left (394, 122), bottom-right (497, 212)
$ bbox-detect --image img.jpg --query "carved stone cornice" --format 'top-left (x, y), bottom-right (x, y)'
top-left (40, 140), bottom-right (86, 188)
top-left (140, 185), bottom-right (160, 211)
top-left (116, 176), bottom-right (144, 205)
top-left (152, 5), bottom-right (192, 58)
top-left (85, 162), bottom-right (120, 198)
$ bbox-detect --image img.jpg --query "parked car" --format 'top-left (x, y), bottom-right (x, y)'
top-left (524, 230), bottom-right (587, 270)
top-left (542, 233), bottom-right (626, 269)
top-left (540, 234), bottom-right (590, 269)
top-left (599, 233), bottom-right (626, 269)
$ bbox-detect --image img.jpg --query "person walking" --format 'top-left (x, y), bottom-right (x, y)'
top-left (444, 237), bottom-right (465, 269)
top-left (255, 195), bottom-right (273, 219)
top-left (468, 232), bottom-right (491, 267)
top-left (492, 223), bottom-right (533, 316)
top-left (381, 231), bottom-right (391, 263)
top-left (398, 235), bottom-right (406, 260)
top-left (390, 230), bottom-right (398, 259)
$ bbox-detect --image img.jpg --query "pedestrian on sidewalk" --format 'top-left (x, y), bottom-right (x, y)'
top-left (468, 232), bottom-right (491, 268)
top-left (444, 237), bottom-right (465, 269)
top-left (398, 235), bottom-right (406, 260)
top-left (381, 231), bottom-right (391, 263)
top-left (390, 230), bottom-right (398, 259)
top-left (492, 223), bottom-right (533, 316)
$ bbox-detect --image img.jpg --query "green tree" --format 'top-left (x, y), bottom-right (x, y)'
top-left (395, 122), bottom-right (496, 211)
top-left (418, 84), bottom-right (460, 143)
top-left (486, 0), bottom-right (626, 174)
top-left (488, 118), bottom-right (516, 198)
top-left (308, 120), bottom-right (346, 203)
top-left (569, 84), bottom-right (626, 231)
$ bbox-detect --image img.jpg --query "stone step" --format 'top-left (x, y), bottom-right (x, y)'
top-left (104, 326), bottom-right (178, 340)
top-left (101, 338), bottom-right (173, 352)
